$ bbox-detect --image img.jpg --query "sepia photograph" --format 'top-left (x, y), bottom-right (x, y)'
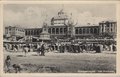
top-left (3, 3), bottom-right (117, 73)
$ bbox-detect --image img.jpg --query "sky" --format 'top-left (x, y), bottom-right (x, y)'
top-left (3, 4), bottom-right (116, 28)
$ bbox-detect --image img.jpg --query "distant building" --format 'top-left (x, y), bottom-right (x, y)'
top-left (4, 9), bottom-right (117, 43)
top-left (75, 26), bottom-right (99, 39)
top-left (99, 21), bottom-right (117, 38)
top-left (51, 9), bottom-right (68, 26)
top-left (24, 28), bottom-right (42, 42)
top-left (4, 26), bottom-right (25, 41)
top-left (25, 28), bottom-right (42, 37)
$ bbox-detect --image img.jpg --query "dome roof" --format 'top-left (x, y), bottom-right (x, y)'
top-left (58, 9), bottom-right (65, 15)
top-left (53, 9), bottom-right (68, 20)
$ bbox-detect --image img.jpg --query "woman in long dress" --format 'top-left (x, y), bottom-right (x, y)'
top-left (5, 55), bottom-right (11, 73)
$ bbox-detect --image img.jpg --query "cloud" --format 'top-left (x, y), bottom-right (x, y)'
top-left (4, 7), bottom-right (49, 28)
top-left (4, 7), bottom-right (114, 28)
top-left (61, 8), bottom-right (111, 26)
top-left (76, 12), bottom-right (109, 25)
top-left (65, 10), bottom-right (110, 26)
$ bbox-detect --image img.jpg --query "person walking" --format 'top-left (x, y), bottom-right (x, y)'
top-left (23, 45), bottom-right (29, 57)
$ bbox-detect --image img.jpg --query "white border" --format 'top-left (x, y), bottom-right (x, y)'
top-left (0, 1), bottom-right (120, 77)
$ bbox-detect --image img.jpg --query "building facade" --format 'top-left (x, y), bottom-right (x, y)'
top-left (4, 9), bottom-right (117, 43)
top-left (4, 26), bottom-right (25, 41)
top-left (99, 21), bottom-right (117, 38)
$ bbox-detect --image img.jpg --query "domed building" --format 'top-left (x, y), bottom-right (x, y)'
top-left (48, 9), bottom-right (77, 40)
top-left (5, 9), bottom-right (116, 44)
top-left (51, 9), bottom-right (68, 26)
top-left (4, 9), bottom-right (117, 52)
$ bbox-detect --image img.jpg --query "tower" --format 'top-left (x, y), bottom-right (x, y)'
top-left (64, 13), bottom-right (77, 38)
top-left (42, 22), bottom-right (48, 33)
top-left (39, 21), bottom-right (51, 42)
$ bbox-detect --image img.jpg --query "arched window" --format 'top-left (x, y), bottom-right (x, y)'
top-left (90, 28), bottom-right (93, 34)
top-left (28, 30), bottom-right (30, 35)
top-left (37, 30), bottom-right (39, 35)
top-left (52, 28), bottom-right (55, 34)
top-left (83, 28), bottom-right (85, 34)
top-left (25, 30), bottom-right (27, 35)
top-left (87, 28), bottom-right (89, 33)
top-left (94, 28), bottom-right (97, 33)
top-left (56, 28), bottom-right (59, 34)
top-left (34, 30), bottom-right (37, 35)
top-left (31, 30), bottom-right (33, 35)
top-left (60, 28), bottom-right (63, 34)
top-left (106, 22), bottom-right (109, 27)
top-left (64, 28), bottom-right (67, 34)
top-left (79, 28), bottom-right (82, 34)
top-left (48, 28), bottom-right (51, 34)
top-left (34, 30), bottom-right (36, 35)
top-left (75, 29), bottom-right (78, 34)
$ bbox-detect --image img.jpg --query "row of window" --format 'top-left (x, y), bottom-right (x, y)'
top-left (101, 23), bottom-right (115, 28)
top-left (48, 28), bottom-right (98, 34)
top-left (48, 28), bottom-right (66, 34)
top-left (25, 28), bottom-right (99, 36)
top-left (6, 28), bottom-right (24, 34)
top-left (75, 28), bottom-right (98, 34)
top-left (101, 26), bottom-right (115, 33)
top-left (15, 28), bottom-right (24, 32)
top-left (25, 30), bottom-right (42, 35)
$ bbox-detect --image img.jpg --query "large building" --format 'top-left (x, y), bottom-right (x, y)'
top-left (24, 10), bottom-right (117, 40)
top-left (4, 26), bottom-right (25, 41)
top-left (4, 9), bottom-right (117, 43)
top-left (99, 21), bottom-right (117, 38)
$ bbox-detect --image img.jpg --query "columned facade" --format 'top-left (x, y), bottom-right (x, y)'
top-left (99, 21), bottom-right (117, 38)
top-left (4, 10), bottom-right (117, 43)
top-left (25, 28), bottom-right (42, 37)
top-left (74, 26), bottom-right (99, 39)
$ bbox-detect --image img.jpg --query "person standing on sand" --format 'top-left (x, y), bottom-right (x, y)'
top-left (23, 45), bottom-right (29, 57)
top-left (5, 55), bottom-right (11, 73)
top-left (41, 44), bottom-right (45, 56)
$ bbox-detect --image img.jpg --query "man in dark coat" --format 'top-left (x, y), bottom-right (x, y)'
top-left (62, 45), bottom-right (65, 53)
top-left (78, 44), bottom-right (83, 53)
top-left (41, 44), bottom-right (45, 56)
top-left (95, 44), bottom-right (101, 53)
top-left (113, 44), bottom-right (116, 51)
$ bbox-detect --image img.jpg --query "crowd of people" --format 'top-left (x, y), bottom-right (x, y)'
top-left (58, 43), bottom-right (116, 53)
top-left (4, 42), bottom-right (116, 55)
top-left (4, 42), bottom-right (116, 73)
